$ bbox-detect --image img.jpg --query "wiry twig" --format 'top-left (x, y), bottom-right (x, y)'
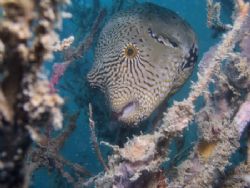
top-left (112, 0), bottom-right (124, 14)
top-left (88, 103), bottom-right (109, 171)
top-left (49, 9), bottom-right (106, 92)
top-left (25, 114), bottom-right (91, 186)
top-left (67, 8), bottom-right (106, 60)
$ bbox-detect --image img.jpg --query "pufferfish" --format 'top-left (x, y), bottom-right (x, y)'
top-left (88, 3), bottom-right (198, 126)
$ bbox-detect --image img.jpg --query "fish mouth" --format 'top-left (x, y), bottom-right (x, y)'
top-left (113, 101), bottom-right (139, 122)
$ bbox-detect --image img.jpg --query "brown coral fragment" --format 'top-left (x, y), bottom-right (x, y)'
top-left (197, 141), bottom-right (218, 161)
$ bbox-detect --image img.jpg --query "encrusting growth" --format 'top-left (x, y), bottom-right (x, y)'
top-left (93, 0), bottom-right (250, 187)
top-left (0, 0), bottom-right (249, 187)
top-left (88, 103), bottom-right (109, 172)
top-left (25, 113), bottom-right (91, 186)
top-left (206, 0), bottom-right (232, 32)
top-left (0, 0), bottom-right (69, 187)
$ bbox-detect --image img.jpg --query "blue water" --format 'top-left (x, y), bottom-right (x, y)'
top-left (31, 0), bottom-right (237, 187)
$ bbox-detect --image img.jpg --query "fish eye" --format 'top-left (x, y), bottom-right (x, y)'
top-left (127, 48), bottom-right (134, 56)
top-left (123, 43), bottom-right (139, 59)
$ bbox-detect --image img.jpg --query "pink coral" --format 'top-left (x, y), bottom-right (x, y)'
top-left (240, 10), bottom-right (250, 59)
top-left (241, 36), bottom-right (250, 59)
top-left (49, 61), bottom-right (70, 92)
top-left (235, 100), bottom-right (250, 135)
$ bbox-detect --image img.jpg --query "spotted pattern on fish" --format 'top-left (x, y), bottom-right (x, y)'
top-left (88, 3), bottom-right (198, 125)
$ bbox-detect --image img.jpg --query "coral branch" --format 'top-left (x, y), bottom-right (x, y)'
top-left (168, 77), bottom-right (242, 187)
top-left (52, 36), bottom-right (74, 52)
top-left (49, 61), bottom-right (71, 92)
top-left (94, 1), bottom-right (250, 187)
top-left (0, 0), bottom-right (67, 187)
top-left (163, 0), bottom-right (249, 133)
top-left (206, 0), bottom-right (232, 32)
top-left (49, 9), bottom-right (106, 92)
top-left (88, 103), bottom-right (109, 171)
top-left (234, 94), bottom-right (250, 135)
top-left (26, 113), bottom-right (91, 186)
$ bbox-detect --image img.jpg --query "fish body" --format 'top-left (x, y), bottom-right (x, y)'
top-left (88, 3), bottom-right (198, 125)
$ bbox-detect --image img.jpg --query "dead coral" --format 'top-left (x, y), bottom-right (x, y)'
top-left (23, 3), bottom-right (107, 187)
top-left (222, 130), bottom-right (250, 187)
top-left (52, 35), bottom-right (74, 52)
top-left (22, 75), bottom-right (64, 130)
top-left (0, 0), bottom-right (69, 187)
top-left (207, 0), bottom-right (232, 32)
top-left (168, 77), bottom-right (242, 187)
top-left (25, 114), bottom-right (91, 187)
top-left (94, 0), bottom-right (250, 187)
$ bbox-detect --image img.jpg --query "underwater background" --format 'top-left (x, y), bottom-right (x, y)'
top-left (25, 0), bottom-right (247, 187)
